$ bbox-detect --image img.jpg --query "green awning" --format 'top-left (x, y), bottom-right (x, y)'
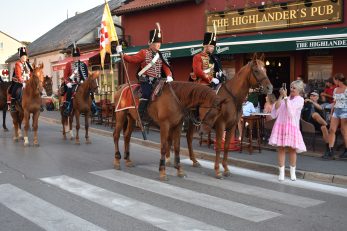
top-left (111, 27), bottom-right (347, 62)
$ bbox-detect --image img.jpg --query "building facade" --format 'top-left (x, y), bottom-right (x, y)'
top-left (0, 31), bottom-right (24, 81)
top-left (114, 0), bottom-right (347, 100)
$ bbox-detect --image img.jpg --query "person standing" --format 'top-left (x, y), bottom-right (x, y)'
top-left (116, 23), bottom-right (173, 118)
top-left (322, 73), bottom-right (347, 159)
top-left (191, 32), bottom-right (225, 88)
top-left (269, 80), bottom-right (306, 181)
top-left (9, 47), bottom-right (33, 112)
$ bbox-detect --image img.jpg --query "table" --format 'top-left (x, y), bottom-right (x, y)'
top-left (239, 115), bottom-right (262, 154)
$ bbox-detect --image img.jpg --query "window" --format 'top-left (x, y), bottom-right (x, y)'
top-left (0, 42), bottom-right (3, 49)
top-left (307, 56), bottom-right (333, 92)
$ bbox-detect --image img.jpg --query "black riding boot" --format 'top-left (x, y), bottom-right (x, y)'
top-left (10, 98), bottom-right (17, 112)
top-left (339, 148), bottom-right (347, 159)
top-left (63, 101), bottom-right (71, 116)
top-left (322, 145), bottom-right (333, 160)
top-left (91, 100), bottom-right (99, 116)
top-left (138, 100), bottom-right (148, 119)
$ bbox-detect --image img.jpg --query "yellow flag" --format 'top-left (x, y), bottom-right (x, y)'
top-left (100, 1), bottom-right (118, 69)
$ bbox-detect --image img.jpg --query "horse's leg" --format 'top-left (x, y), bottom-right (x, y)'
top-left (124, 115), bottom-right (134, 167)
top-left (3, 108), bottom-right (8, 131)
top-left (165, 131), bottom-right (172, 167)
top-left (214, 122), bottom-right (225, 179)
top-left (173, 123), bottom-right (185, 177)
top-left (85, 112), bottom-right (91, 144)
top-left (113, 111), bottom-right (126, 170)
top-left (23, 110), bottom-right (30, 146)
top-left (32, 111), bottom-right (40, 147)
top-left (159, 123), bottom-right (170, 181)
top-left (74, 111), bottom-right (80, 145)
top-left (186, 121), bottom-right (200, 167)
top-left (69, 114), bottom-right (74, 140)
top-left (222, 127), bottom-right (234, 177)
top-left (12, 113), bottom-right (19, 142)
top-left (62, 115), bottom-right (67, 140)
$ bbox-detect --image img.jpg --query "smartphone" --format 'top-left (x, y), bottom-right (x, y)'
top-left (282, 83), bottom-right (286, 91)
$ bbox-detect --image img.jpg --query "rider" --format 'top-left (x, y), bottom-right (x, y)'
top-left (116, 23), bottom-right (173, 118)
top-left (63, 45), bottom-right (99, 116)
top-left (191, 32), bottom-right (225, 89)
top-left (9, 47), bottom-right (33, 112)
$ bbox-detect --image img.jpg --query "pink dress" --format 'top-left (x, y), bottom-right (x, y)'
top-left (268, 95), bottom-right (307, 153)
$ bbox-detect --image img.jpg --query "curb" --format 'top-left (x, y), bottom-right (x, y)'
top-left (39, 116), bottom-right (347, 187)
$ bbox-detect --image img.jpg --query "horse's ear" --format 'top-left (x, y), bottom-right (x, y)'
top-left (40, 62), bottom-right (44, 69)
top-left (260, 53), bottom-right (265, 62)
top-left (92, 70), bottom-right (100, 79)
top-left (252, 53), bottom-right (258, 62)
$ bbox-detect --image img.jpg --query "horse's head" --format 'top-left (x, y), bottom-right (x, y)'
top-left (198, 97), bottom-right (226, 135)
top-left (43, 75), bottom-right (53, 96)
top-left (248, 53), bottom-right (273, 94)
top-left (87, 71), bottom-right (100, 94)
top-left (31, 63), bottom-right (45, 93)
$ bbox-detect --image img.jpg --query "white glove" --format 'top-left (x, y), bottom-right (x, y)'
top-left (116, 45), bottom-right (123, 54)
top-left (166, 76), bottom-right (173, 83)
top-left (22, 82), bottom-right (26, 89)
top-left (211, 78), bottom-right (220, 85)
top-left (66, 82), bottom-right (73, 88)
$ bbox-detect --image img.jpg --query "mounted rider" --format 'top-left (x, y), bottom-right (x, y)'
top-left (63, 45), bottom-right (99, 116)
top-left (9, 47), bottom-right (33, 112)
top-left (191, 31), bottom-right (225, 89)
top-left (116, 23), bottom-right (173, 118)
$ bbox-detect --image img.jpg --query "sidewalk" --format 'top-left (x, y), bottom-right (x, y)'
top-left (39, 111), bottom-right (347, 186)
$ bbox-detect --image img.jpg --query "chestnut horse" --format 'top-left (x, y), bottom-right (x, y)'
top-left (0, 81), bottom-right (11, 131)
top-left (171, 54), bottom-right (273, 178)
top-left (11, 63), bottom-right (45, 146)
top-left (113, 81), bottom-right (224, 181)
top-left (60, 71), bottom-right (99, 144)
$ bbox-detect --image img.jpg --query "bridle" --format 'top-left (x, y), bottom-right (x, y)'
top-left (247, 61), bottom-right (268, 87)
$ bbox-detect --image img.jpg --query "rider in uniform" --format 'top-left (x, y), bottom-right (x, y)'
top-left (192, 32), bottom-right (225, 89)
top-left (116, 23), bottom-right (173, 118)
top-left (63, 45), bottom-right (99, 116)
top-left (9, 47), bottom-right (33, 112)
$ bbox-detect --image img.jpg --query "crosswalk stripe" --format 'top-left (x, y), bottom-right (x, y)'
top-left (41, 175), bottom-right (227, 231)
top-left (91, 169), bottom-right (280, 222)
top-left (0, 184), bottom-right (105, 231)
top-left (181, 159), bottom-right (347, 198)
top-left (138, 165), bottom-right (324, 208)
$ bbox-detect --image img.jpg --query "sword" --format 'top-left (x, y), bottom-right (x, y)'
top-left (118, 44), bottom-right (147, 140)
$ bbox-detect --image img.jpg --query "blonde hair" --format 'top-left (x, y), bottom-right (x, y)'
top-left (291, 80), bottom-right (305, 95)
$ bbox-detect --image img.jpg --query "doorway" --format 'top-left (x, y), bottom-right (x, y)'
top-left (265, 56), bottom-right (290, 98)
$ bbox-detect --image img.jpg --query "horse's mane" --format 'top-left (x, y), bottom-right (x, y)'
top-left (169, 82), bottom-right (218, 107)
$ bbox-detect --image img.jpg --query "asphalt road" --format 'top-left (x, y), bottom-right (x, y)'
top-left (0, 119), bottom-right (347, 231)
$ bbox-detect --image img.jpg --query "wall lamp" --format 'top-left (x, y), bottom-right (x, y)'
top-left (258, 5), bottom-right (266, 12)
top-left (304, 0), bottom-right (312, 7)
top-left (280, 2), bottom-right (288, 10)
top-left (238, 9), bottom-right (245, 15)
top-left (330, 0), bottom-right (338, 3)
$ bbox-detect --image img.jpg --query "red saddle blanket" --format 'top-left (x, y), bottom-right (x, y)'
top-left (115, 84), bottom-right (140, 112)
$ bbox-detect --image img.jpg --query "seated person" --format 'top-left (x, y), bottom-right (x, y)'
top-left (238, 96), bottom-right (257, 140)
top-left (302, 91), bottom-right (329, 144)
top-left (320, 77), bottom-right (336, 110)
top-left (263, 93), bottom-right (276, 121)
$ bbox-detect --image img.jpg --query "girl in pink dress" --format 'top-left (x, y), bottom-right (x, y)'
top-left (269, 80), bottom-right (306, 181)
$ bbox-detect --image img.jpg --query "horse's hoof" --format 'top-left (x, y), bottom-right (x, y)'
top-left (192, 161), bottom-right (201, 167)
top-left (114, 164), bottom-right (121, 170)
top-left (85, 140), bottom-right (92, 144)
top-left (4, 128), bottom-right (8, 132)
top-left (114, 159), bottom-right (121, 170)
top-left (126, 161), bottom-right (134, 167)
top-left (70, 137), bottom-right (74, 141)
top-left (223, 171), bottom-right (231, 177)
top-left (33, 143), bottom-right (40, 147)
top-left (165, 161), bottom-right (171, 167)
top-left (75, 141), bottom-right (80, 145)
top-left (177, 171), bottom-right (186, 178)
top-left (215, 173), bottom-right (223, 179)
top-left (13, 137), bottom-right (19, 142)
top-left (24, 143), bottom-right (30, 147)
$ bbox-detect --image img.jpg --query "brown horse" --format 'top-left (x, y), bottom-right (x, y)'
top-left (179, 54), bottom-right (273, 178)
top-left (113, 81), bottom-right (224, 180)
top-left (10, 63), bottom-right (45, 146)
top-left (60, 71), bottom-right (99, 144)
top-left (0, 81), bottom-right (11, 131)
top-left (43, 75), bottom-right (53, 96)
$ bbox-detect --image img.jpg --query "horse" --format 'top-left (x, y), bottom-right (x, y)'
top-left (0, 81), bottom-right (11, 131)
top-left (43, 75), bottom-right (53, 96)
top-left (113, 81), bottom-right (224, 181)
top-left (60, 71), bottom-right (99, 144)
top-left (10, 63), bottom-right (45, 146)
top-left (172, 54), bottom-right (273, 178)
